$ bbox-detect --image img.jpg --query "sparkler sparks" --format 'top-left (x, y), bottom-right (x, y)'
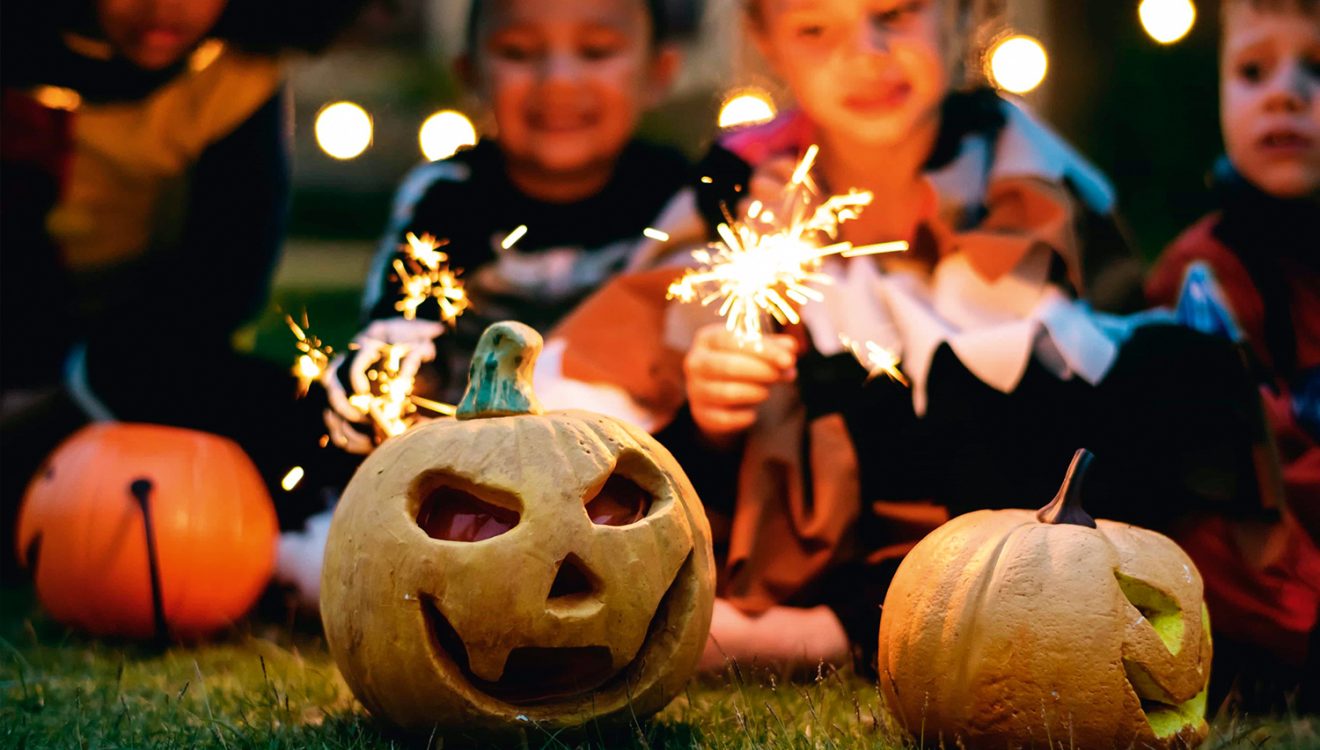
top-left (394, 232), bottom-right (469, 324)
top-left (345, 342), bottom-right (455, 439)
top-left (841, 334), bottom-right (909, 386)
top-left (288, 312), bottom-right (458, 444)
top-left (287, 313), bottom-right (333, 397)
top-left (666, 145), bottom-right (908, 346)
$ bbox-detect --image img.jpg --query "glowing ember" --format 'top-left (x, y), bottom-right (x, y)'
top-left (667, 145), bottom-right (908, 346)
top-left (394, 232), bottom-right (470, 324)
top-left (501, 224), bottom-right (528, 250)
top-left (280, 466), bottom-right (305, 492)
top-left (841, 334), bottom-right (909, 386)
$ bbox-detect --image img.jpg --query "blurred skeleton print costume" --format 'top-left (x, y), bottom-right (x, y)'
top-left (539, 90), bottom-right (1267, 669)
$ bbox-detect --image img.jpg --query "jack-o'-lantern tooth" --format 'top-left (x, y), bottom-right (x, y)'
top-left (466, 641), bottom-right (514, 684)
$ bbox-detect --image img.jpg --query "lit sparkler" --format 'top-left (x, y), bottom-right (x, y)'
top-left (394, 232), bottom-right (470, 324)
top-left (346, 342), bottom-right (456, 440)
top-left (841, 334), bottom-right (909, 386)
top-left (666, 145), bottom-right (908, 346)
top-left (288, 313), bottom-right (458, 443)
top-left (287, 312), bottom-right (333, 397)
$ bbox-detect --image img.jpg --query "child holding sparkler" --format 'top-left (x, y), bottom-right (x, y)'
top-left (1145, 0), bottom-right (1319, 710)
top-left (320, 0), bottom-right (691, 453)
top-left (545, 0), bottom-right (1266, 671)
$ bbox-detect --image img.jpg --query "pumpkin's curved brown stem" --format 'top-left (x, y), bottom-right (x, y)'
top-left (1036, 449), bottom-right (1097, 528)
top-left (457, 321), bottom-right (545, 420)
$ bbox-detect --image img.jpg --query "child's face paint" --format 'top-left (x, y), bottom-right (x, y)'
top-left (1221, 3), bottom-right (1320, 198)
top-left (98, 0), bottom-right (228, 70)
top-left (468, 0), bottom-right (673, 197)
top-left (751, 0), bottom-right (952, 148)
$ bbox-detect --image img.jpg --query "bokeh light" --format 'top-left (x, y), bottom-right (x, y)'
top-left (315, 101), bottom-right (373, 160)
top-left (1139, 0), bottom-right (1196, 45)
top-left (987, 35), bottom-right (1049, 95)
top-left (718, 89), bottom-right (777, 129)
top-left (419, 110), bottom-right (478, 162)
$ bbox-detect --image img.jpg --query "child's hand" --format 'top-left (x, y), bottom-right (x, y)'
top-left (740, 154), bottom-right (798, 217)
top-left (685, 323), bottom-right (797, 444)
top-left (321, 317), bottom-right (445, 454)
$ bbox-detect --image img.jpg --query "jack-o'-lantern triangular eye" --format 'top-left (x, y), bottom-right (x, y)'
top-left (585, 475), bottom-right (652, 526)
top-left (417, 485), bottom-right (519, 542)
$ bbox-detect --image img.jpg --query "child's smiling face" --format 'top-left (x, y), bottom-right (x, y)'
top-left (466, 0), bottom-right (673, 193)
top-left (98, 0), bottom-right (228, 70)
top-left (1220, 2), bottom-right (1320, 198)
top-left (750, 0), bottom-right (954, 147)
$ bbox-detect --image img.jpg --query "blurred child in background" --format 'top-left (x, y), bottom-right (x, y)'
top-left (544, 0), bottom-right (1265, 672)
top-left (320, 0), bottom-right (690, 454)
top-left (1147, 0), bottom-right (1319, 711)
top-left (0, 0), bottom-right (368, 577)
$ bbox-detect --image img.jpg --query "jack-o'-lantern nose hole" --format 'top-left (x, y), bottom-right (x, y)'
top-left (548, 554), bottom-right (596, 600)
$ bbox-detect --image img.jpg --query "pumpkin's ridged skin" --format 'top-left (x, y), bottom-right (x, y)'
top-left (16, 423), bottom-right (277, 639)
top-left (878, 509), bottom-right (1211, 750)
top-left (321, 409), bottom-right (715, 733)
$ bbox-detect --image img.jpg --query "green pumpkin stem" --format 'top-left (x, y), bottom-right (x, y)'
top-left (1036, 449), bottom-right (1097, 528)
top-left (456, 321), bottom-right (545, 420)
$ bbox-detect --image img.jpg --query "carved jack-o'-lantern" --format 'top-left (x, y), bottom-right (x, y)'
top-left (878, 450), bottom-right (1211, 750)
top-left (321, 321), bottom-right (715, 733)
top-left (16, 423), bottom-right (277, 639)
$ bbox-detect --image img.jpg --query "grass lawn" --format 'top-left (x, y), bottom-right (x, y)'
top-left (1, 586), bottom-right (1316, 750)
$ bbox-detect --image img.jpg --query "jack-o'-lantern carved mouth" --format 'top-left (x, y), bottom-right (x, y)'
top-left (1116, 571), bottom-right (1210, 739)
top-left (420, 551), bottom-right (694, 706)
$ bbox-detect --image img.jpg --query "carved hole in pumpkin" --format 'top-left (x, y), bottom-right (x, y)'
top-left (585, 474), bottom-right (652, 526)
top-left (422, 597), bottom-right (617, 704)
top-left (547, 553), bottom-right (597, 600)
top-left (416, 484), bottom-right (519, 542)
top-left (1119, 580), bottom-right (1210, 739)
top-left (419, 550), bottom-right (695, 706)
top-left (1115, 571), bottom-right (1184, 654)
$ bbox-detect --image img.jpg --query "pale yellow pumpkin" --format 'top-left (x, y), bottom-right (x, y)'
top-left (878, 450), bottom-right (1211, 750)
top-left (321, 321), bottom-right (715, 734)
